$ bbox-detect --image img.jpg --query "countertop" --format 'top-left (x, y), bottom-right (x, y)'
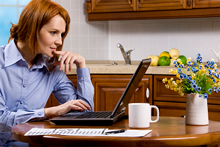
top-left (67, 62), bottom-right (175, 75)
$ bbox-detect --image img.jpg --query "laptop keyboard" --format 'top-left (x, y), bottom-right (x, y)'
top-left (76, 111), bottom-right (112, 118)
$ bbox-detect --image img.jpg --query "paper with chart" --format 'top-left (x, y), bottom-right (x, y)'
top-left (24, 128), bottom-right (152, 137)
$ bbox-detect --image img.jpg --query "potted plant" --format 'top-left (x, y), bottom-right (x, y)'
top-left (162, 53), bottom-right (220, 125)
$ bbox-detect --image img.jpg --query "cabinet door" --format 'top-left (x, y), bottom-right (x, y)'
top-left (193, 0), bottom-right (220, 8)
top-left (86, 0), bottom-right (136, 13)
top-left (92, 75), bottom-right (152, 115)
top-left (154, 75), bottom-right (187, 103)
top-left (137, 0), bottom-right (192, 11)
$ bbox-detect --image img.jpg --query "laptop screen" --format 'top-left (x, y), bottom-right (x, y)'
top-left (111, 58), bottom-right (151, 117)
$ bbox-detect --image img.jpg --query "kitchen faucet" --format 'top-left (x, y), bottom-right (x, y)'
top-left (117, 43), bottom-right (135, 65)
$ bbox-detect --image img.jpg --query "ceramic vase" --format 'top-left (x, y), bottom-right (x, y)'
top-left (185, 93), bottom-right (209, 125)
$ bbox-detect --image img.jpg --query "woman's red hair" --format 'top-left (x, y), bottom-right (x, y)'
top-left (8, 0), bottom-right (70, 59)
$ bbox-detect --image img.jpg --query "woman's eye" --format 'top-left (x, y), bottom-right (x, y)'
top-left (51, 31), bottom-right (56, 35)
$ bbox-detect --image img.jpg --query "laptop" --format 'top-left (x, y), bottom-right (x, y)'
top-left (50, 58), bottom-right (151, 126)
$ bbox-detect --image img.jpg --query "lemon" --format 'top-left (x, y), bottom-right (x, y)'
top-left (169, 48), bottom-right (179, 60)
top-left (147, 55), bottom-right (160, 66)
top-left (160, 52), bottom-right (170, 58)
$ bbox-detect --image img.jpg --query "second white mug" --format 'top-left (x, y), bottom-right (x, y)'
top-left (128, 103), bottom-right (159, 128)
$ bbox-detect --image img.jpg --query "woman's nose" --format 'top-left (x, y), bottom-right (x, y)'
top-left (55, 36), bottom-right (62, 46)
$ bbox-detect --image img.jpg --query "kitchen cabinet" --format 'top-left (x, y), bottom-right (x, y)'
top-left (45, 73), bottom-right (220, 121)
top-left (86, 0), bottom-right (136, 13)
top-left (45, 74), bottom-right (153, 115)
top-left (193, 0), bottom-right (220, 8)
top-left (153, 75), bottom-right (220, 121)
top-left (86, 0), bottom-right (220, 21)
top-left (92, 75), bottom-right (152, 115)
top-left (86, 0), bottom-right (192, 13)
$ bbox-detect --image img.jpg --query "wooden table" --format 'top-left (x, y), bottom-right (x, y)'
top-left (11, 116), bottom-right (220, 147)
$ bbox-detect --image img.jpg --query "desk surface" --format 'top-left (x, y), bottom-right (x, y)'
top-left (12, 116), bottom-right (220, 147)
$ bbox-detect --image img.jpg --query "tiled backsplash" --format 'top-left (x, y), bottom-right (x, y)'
top-left (54, 0), bottom-right (220, 62)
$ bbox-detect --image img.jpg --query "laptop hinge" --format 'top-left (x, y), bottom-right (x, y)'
top-left (110, 111), bottom-right (125, 118)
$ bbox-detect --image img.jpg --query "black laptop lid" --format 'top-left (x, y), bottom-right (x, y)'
top-left (111, 58), bottom-right (151, 117)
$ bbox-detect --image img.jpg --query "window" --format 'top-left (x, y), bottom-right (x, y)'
top-left (0, 0), bottom-right (31, 46)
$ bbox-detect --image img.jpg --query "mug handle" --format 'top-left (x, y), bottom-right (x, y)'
top-left (150, 105), bottom-right (159, 123)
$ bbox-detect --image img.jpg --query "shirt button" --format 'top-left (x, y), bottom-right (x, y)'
top-left (23, 84), bottom-right (26, 88)
top-left (20, 101), bottom-right (23, 104)
top-left (38, 112), bottom-right (41, 116)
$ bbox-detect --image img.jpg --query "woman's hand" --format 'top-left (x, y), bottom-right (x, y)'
top-left (44, 99), bottom-right (91, 118)
top-left (53, 50), bottom-right (86, 73)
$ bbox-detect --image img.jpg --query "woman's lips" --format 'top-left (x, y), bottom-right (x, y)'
top-left (51, 48), bottom-right (56, 52)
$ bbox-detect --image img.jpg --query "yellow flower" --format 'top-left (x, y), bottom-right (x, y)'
top-left (177, 59), bottom-right (181, 62)
top-left (165, 84), bottom-right (169, 89)
top-left (162, 78), bottom-right (167, 83)
top-left (176, 79), bottom-right (180, 84)
top-left (176, 74), bottom-right (180, 79)
top-left (168, 80), bottom-right (173, 84)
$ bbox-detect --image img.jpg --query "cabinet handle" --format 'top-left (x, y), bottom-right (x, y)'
top-left (146, 83), bottom-right (149, 99)
top-left (130, 0), bottom-right (132, 4)
top-left (187, 0), bottom-right (191, 7)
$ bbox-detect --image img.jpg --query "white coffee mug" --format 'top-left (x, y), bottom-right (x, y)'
top-left (128, 103), bottom-right (159, 128)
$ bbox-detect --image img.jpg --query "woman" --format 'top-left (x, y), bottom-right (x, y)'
top-left (0, 0), bottom-right (94, 146)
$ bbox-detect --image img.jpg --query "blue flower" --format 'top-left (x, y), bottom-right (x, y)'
top-left (204, 93), bottom-right (208, 99)
top-left (193, 63), bottom-right (197, 66)
top-left (177, 68), bottom-right (182, 74)
top-left (191, 80), bottom-right (196, 83)
top-left (187, 61), bottom-right (192, 66)
top-left (187, 77), bottom-right (192, 83)
top-left (213, 87), bottom-right (217, 92)
top-left (199, 94), bottom-right (203, 97)
top-left (197, 53), bottom-right (201, 57)
top-left (191, 83), bottom-right (197, 90)
top-left (213, 78), bottom-right (216, 83)
top-left (207, 61), bottom-right (211, 65)
top-left (179, 64), bottom-right (183, 68)
top-left (173, 61), bottom-right (177, 64)
top-left (183, 74), bottom-right (187, 79)
top-left (197, 87), bottom-right (201, 91)
top-left (208, 88), bottom-right (212, 93)
top-left (210, 65), bottom-right (214, 69)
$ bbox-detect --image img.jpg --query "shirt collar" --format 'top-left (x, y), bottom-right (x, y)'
top-left (4, 40), bottom-right (51, 73)
top-left (4, 40), bottom-right (24, 67)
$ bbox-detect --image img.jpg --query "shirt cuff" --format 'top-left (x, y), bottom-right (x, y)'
top-left (76, 68), bottom-right (90, 79)
top-left (31, 108), bottom-right (47, 121)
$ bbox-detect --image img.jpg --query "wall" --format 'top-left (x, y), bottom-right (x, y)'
top-left (54, 0), bottom-right (220, 62)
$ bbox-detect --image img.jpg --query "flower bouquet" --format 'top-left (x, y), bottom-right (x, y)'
top-left (162, 53), bottom-right (220, 99)
top-left (162, 53), bottom-right (219, 125)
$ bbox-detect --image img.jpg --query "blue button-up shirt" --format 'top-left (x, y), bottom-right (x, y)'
top-left (0, 40), bottom-right (94, 145)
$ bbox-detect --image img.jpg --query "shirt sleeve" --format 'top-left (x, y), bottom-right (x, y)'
top-left (0, 94), bottom-right (47, 133)
top-left (53, 68), bottom-right (94, 111)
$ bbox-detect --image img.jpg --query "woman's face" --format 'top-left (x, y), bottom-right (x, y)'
top-left (38, 15), bottom-right (66, 57)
